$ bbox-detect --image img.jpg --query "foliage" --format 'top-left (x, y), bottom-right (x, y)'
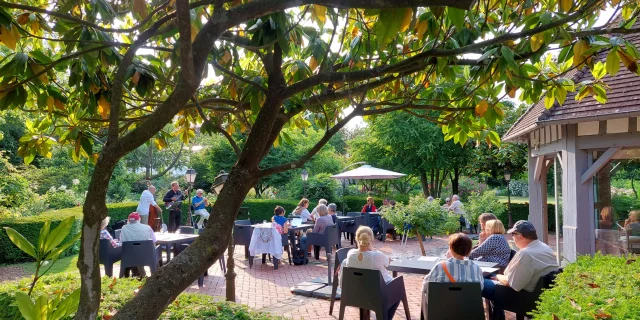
top-left (465, 102), bottom-right (529, 185)
top-left (341, 195), bottom-right (410, 213)
top-left (444, 177), bottom-right (489, 201)
top-left (348, 112), bottom-right (471, 197)
top-left (3, 216), bottom-right (81, 320)
top-left (0, 272), bottom-right (282, 320)
top-left (531, 254), bottom-right (640, 320)
top-left (493, 202), bottom-right (562, 232)
top-left (0, 110), bottom-right (27, 165)
top-left (283, 172), bottom-right (338, 201)
top-left (0, 153), bottom-right (33, 209)
top-left (465, 190), bottom-right (506, 224)
top-left (43, 186), bottom-right (78, 210)
top-left (509, 180), bottom-right (530, 198)
top-left (611, 194), bottom-right (640, 221)
top-left (382, 195), bottom-right (459, 238)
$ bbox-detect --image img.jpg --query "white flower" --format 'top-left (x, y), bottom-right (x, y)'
top-left (58, 185), bottom-right (67, 191)
top-left (72, 179), bottom-right (80, 185)
top-left (48, 186), bottom-right (57, 193)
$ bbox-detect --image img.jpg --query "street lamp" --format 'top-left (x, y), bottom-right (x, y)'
top-left (212, 170), bottom-right (229, 195)
top-left (301, 169), bottom-right (309, 198)
top-left (504, 168), bottom-right (513, 228)
top-left (185, 169), bottom-right (197, 226)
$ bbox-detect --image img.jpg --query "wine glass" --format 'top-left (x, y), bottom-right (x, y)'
top-left (406, 249), bottom-right (414, 261)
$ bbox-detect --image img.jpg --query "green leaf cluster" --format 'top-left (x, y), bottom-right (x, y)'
top-left (464, 190), bottom-right (506, 224)
top-left (531, 254), bottom-right (640, 320)
top-left (381, 195), bottom-right (459, 238)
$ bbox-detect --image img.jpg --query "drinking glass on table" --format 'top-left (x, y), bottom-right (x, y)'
top-left (406, 249), bottom-right (414, 261)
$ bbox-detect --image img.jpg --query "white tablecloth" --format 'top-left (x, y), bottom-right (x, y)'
top-left (249, 225), bottom-right (283, 260)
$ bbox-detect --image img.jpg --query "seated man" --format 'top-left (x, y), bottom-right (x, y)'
top-left (120, 212), bottom-right (158, 277)
top-left (192, 189), bottom-right (210, 228)
top-left (482, 220), bottom-right (559, 320)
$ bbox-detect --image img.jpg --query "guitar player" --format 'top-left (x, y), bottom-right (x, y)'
top-left (163, 181), bottom-right (186, 233)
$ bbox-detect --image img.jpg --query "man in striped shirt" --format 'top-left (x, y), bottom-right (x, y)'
top-left (422, 233), bottom-right (484, 295)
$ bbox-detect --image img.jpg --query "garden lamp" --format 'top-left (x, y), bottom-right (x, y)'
top-left (185, 169), bottom-right (197, 226)
top-left (504, 168), bottom-right (513, 227)
top-left (212, 170), bottom-right (229, 195)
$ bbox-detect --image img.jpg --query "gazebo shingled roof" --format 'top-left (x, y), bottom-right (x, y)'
top-left (503, 34), bottom-right (640, 142)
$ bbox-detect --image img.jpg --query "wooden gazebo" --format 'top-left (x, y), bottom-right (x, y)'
top-left (503, 33), bottom-right (640, 262)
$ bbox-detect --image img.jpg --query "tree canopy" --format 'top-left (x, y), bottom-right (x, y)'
top-left (1, 0), bottom-right (640, 318)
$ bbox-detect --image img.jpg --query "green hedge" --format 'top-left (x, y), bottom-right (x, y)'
top-left (339, 195), bottom-right (410, 213)
top-left (0, 272), bottom-right (282, 319)
top-left (494, 203), bottom-right (561, 232)
top-left (531, 254), bottom-right (640, 319)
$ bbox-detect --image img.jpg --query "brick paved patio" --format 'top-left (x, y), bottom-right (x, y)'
top-left (181, 233), bottom-right (553, 319)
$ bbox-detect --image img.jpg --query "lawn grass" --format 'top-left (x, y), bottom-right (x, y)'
top-left (497, 195), bottom-right (558, 205)
top-left (20, 255), bottom-right (79, 275)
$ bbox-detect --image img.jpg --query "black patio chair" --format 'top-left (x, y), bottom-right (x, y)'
top-left (421, 282), bottom-right (484, 320)
top-left (490, 269), bottom-right (562, 320)
top-left (346, 212), bottom-right (361, 217)
top-left (233, 224), bottom-right (253, 262)
top-left (99, 239), bottom-right (122, 277)
top-left (179, 226), bottom-right (195, 234)
top-left (339, 267), bottom-right (410, 320)
top-left (307, 225), bottom-right (340, 260)
top-left (281, 233), bottom-right (293, 265)
top-left (119, 240), bottom-right (162, 278)
top-left (340, 216), bottom-right (366, 247)
top-left (379, 218), bottom-right (396, 242)
top-left (329, 248), bottom-right (353, 315)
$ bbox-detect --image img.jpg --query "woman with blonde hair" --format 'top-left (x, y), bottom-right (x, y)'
top-left (293, 198), bottom-right (312, 221)
top-left (469, 219), bottom-right (511, 267)
top-left (361, 196), bottom-right (377, 213)
top-left (341, 226), bottom-right (399, 318)
top-left (599, 206), bottom-right (614, 229)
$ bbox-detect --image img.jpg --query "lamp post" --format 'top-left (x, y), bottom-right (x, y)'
top-left (185, 169), bottom-right (197, 226)
top-left (212, 170), bottom-right (229, 195)
top-left (301, 169), bottom-right (309, 198)
top-left (504, 168), bottom-right (513, 228)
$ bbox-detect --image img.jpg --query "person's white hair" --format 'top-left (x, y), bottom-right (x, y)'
top-left (452, 195), bottom-right (459, 201)
top-left (196, 189), bottom-right (204, 194)
top-left (100, 217), bottom-right (111, 230)
top-left (327, 203), bottom-right (337, 213)
top-left (316, 204), bottom-right (328, 216)
top-left (148, 185), bottom-right (156, 192)
top-left (318, 199), bottom-right (327, 205)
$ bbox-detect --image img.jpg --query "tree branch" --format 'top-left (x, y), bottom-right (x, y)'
top-left (211, 60), bottom-right (268, 94)
top-left (149, 141), bottom-right (185, 180)
top-left (259, 106), bottom-right (363, 177)
top-left (176, 0), bottom-right (196, 86)
top-left (193, 97), bottom-right (242, 155)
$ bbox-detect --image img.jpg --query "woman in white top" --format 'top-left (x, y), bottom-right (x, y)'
top-left (341, 226), bottom-right (398, 318)
top-left (293, 198), bottom-right (313, 222)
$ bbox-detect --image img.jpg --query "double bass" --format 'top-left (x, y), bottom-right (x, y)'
top-left (148, 203), bottom-right (162, 232)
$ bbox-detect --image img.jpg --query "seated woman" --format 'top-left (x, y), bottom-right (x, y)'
top-left (624, 210), bottom-right (640, 236)
top-left (598, 206), bottom-right (614, 229)
top-left (469, 220), bottom-right (511, 268)
top-left (271, 206), bottom-right (290, 235)
top-left (361, 196), bottom-right (377, 213)
top-left (327, 203), bottom-right (338, 223)
top-left (477, 213), bottom-right (497, 245)
top-left (100, 217), bottom-right (121, 248)
top-left (293, 198), bottom-right (313, 222)
top-left (422, 233), bottom-right (484, 294)
top-left (341, 226), bottom-right (399, 319)
top-left (299, 204), bottom-right (333, 254)
top-left (311, 199), bottom-right (328, 219)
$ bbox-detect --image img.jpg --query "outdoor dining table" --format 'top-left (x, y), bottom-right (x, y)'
top-left (154, 232), bottom-right (199, 263)
top-left (286, 222), bottom-right (315, 252)
top-left (249, 223), bottom-right (284, 269)
top-left (387, 256), bottom-right (500, 277)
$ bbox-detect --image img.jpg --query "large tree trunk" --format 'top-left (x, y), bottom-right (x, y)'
top-left (76, 156), bottom-right (119, 319)
top-left (419, 169), bottom-right (429, 197)
top-left (451, 167), bottom-right (460, 195)
top-left (112, 168), bottom-right (258, 319)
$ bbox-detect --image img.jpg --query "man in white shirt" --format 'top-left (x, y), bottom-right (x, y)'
top-left (136, 185), bottom-right (163, 225)
top-left (120, 212), bottom-right (158, 277)
top-left (482, 220), bottom-right (559, 320)
top-left (448, 194), bottom-right (469, 231)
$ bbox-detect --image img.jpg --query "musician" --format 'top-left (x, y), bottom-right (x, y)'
top-left (163, 181), bottom-right (186, 232)
top-left (192, 189), bottom-right (210, 228)
top-left (136, 185), bottom-right (163, 226)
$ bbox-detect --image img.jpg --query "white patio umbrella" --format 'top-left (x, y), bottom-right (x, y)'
top-left (330, 165), bottom-right (406, 180)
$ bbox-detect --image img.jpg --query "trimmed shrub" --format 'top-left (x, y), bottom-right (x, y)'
top-left (340, 195), bottom-right (410, 213)
top-left (0, 272), bottom-right (282, 319)
top-left (531, 254), bottom-right (640, 319)
top-left (494, 203), bottom-right (561, 232)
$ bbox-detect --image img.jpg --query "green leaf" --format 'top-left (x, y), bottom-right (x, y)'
top-left (45, 232), bottom-right (81, 262)
top-left (488, 131), bottom-right (501, 147)
top-left (15, 292), bottom-right (36, 320)
top-left (44, 216), bottom-right (75, 253)
top-left (448, 8), bottom-right (466, 30)
top-left (373, 8), bottom-right (407, 51)
top-left (544, 89), bottom-right (555, 109)
top-left (38, 220), bottom-right (51, 253)
top-left (51, 289), bottom-right (81, 320)
top-left (606, 49), bottom-right (620, 76)
top-left (592, 61), bottom-right (606, 80)
top-left (4, 227), bottom-right (37, 259)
